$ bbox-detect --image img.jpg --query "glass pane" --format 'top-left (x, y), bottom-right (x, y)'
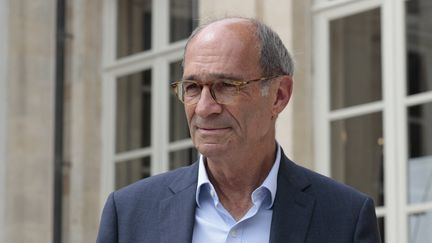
top-left (378, 217), bottom-right (385, 243)
top-left (406, 0), bottom-right (432, 95)
top-left (169, 148), bottom-right (198, 170)
top-left (331, 112), bottom-right (384, 206)
top-left (117, 0), bottom-right (152, 58)
top-left (409, 210), bottom-right (432, 243)
top-left (169, 0), bottom-right (198, 43)
top-left (115, 157), bottom-right (151, 189)
top-left (116, 69), bottom-right (152, 153)
top-left (330, 8), bottom-right (382, 110)
top-left (169, 61), bottom-right (190, 141)
top-left (408, 103), bottom-right (432, 203)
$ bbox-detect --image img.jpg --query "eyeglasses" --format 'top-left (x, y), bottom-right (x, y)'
top-left (170, 76), bottom-right (280, 105)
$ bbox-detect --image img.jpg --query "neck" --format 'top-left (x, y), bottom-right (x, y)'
top-left (204, 141), bottom-right (277, 220)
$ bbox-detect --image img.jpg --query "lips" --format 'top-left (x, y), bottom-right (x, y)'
top-left (197, 127), bottom-right (228, 130)
top-left (197, 127), bottom-right (230, 131)
top-left (192, 117), bottom-right (232, 135)
top-left (196, 127), bottom-right (230, 135)
top-left (194, 121), bottom-right (230, 131)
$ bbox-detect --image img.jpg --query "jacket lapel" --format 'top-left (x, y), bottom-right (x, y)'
top-left (269, 153), bottom-right (316, 243)
top-left (159, 163), bottom-right (199, 243)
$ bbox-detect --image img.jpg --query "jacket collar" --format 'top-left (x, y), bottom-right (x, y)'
top-left (159, 162), bottom-right (199, 243)
top-left (269, 150), bottom-right (315, 243)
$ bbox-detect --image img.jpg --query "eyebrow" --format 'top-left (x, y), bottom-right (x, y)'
top-left (183, 72), bottom-right (244, 81)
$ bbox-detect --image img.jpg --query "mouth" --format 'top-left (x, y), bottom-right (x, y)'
top-left (197, 127), bottom-right (230, 130)
top-left (196, 127), bottom-right (230, 134)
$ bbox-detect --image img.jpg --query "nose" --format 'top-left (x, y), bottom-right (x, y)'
top-left (194, 86), bottom-right (223, 117)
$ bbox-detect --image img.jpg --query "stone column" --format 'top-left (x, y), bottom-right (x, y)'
top-left (0, 0), bottom-right (9, 242)
top-left (64, 0), bottom-right (103, 242)
top-left (290, 0), bottom-right (314, 168)
top-left (3, 0), bottom-right (56, 242)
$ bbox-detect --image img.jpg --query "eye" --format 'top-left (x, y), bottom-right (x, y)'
top-left (183, 81), bottom-right (201, 95)
top-left (213, 80), bottom-right (238, 93)
top-left (221, 81), bottom-right (237, 88)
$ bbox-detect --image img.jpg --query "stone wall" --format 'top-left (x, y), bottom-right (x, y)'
top-left (0, 0), bottom-right (9, 242)
top-left (3, 0), bottom-right (56, 242)
top-left (0, 0), bottom-right (104, 242)
top-left (291, 0), bottom-right (314, 169)
top-left (64, 0), bottom-right (103, 242)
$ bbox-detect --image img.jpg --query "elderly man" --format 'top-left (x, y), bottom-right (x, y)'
top-left (96, 17), bottom-right (381, 243)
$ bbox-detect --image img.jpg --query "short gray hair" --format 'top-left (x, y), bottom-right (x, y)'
top-left (183, 17), bottom-right (294, 77)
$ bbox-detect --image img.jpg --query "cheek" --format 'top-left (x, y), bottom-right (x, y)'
top-left (184, 106), bottom-right (197, 137)
top-left (232, 106), bottom-right (262, 132)
top-left (185, 105), bottom-right (194, 124)
top-left (244, 103), bottom-right (273, 132)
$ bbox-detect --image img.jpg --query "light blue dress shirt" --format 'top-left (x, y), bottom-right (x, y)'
top-left (192, 145), bottom-right (281, 243)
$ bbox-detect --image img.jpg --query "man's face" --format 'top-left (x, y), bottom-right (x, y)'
top-left (182, 20), bottom-right (276, 159)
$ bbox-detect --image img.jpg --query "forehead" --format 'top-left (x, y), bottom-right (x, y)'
top-left (183, 20), bottom-right (261, 80)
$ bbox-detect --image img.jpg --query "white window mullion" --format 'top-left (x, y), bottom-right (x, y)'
top-left (405, 91), bottom-right (432, 107)
top-left (393, 0), bottom-right (409, 242)
top-left (407, 202), bottom-right (432, 215)
top-left (313, 0), bottom-right (379, 14)
top-left (105, 41), bottom-right (186, 74)
top-left (328, 101), bottom-right (384, 121)
top-left (100, 74), bottom-right (116, 208)
top-left (376, 207), bottom-right (387, 218)
top-left (102, 0), bottom-right (117, 67)
top-left (150, 0), bottom-right (170, 175)
top-left (106, 59), bottom-right (154, 80)
top-left (313, 14), bottom-right (331, 176)
top-left (168, 139), bottom-right (194, 151)
top-left (100, 0), bottom-right (118, 207)
top-left (382, 0), bottom-right (402, 241)
top-left (153, 0), bottom-right (169, 51)
top-left (151, 59), bottom-right (169, 175)
top-left (115, 147), bottom-right (153, 163)
top-left (314, 0), bottom-right (381, 20)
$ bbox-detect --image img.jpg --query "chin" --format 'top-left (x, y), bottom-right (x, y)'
top-left (196, 143), bottom-right (230, 158)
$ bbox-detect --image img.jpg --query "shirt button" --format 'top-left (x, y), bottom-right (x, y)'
top-left (230, 229), bottom-right (238, 237)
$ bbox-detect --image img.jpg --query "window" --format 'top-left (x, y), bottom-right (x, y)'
top-left (102, 0), bottom-right (199, 197)
top-left (405, 2), bottom-right (432, 241)
top-left (313, 0), bottom-right (432, 242)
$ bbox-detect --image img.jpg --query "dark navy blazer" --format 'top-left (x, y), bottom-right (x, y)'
top-left (96, 151), bottom-right (381, 243)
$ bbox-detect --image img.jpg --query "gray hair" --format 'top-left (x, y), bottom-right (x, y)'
top-left (183, 17), bottom-right (294, 77)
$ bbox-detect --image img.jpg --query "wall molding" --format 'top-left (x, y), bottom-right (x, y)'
top-left (0, 0), bottom-right (9, 241)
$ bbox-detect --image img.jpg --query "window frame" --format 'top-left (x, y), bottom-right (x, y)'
top-left (313, 0), bottom-right (432, 242)
top-left (101, 0), bottom-right (196, 207)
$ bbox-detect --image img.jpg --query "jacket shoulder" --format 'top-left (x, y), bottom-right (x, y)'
top-left (292, 162), bottom-right (371, 202)
top-left (286, 162), bottom-right (381, 241)
top-left (112, 163), bottom-right (198, 206)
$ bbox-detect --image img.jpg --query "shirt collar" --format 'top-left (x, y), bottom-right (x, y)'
top-left (195, 155), bottom-right (214, 208)
top-left (195, 144), bottom-right (281, 209)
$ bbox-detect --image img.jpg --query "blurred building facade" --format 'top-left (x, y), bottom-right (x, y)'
top-left (0, 0), bottom-right (431, 242)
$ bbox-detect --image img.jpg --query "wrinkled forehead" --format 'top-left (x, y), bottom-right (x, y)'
top-left (188, 19), bottom-right (258, 51)
top-left (184, 19), bottom-right (261, 79)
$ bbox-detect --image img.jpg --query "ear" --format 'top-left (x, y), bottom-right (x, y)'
top-left (271, 76), bottom-right (293, 117)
